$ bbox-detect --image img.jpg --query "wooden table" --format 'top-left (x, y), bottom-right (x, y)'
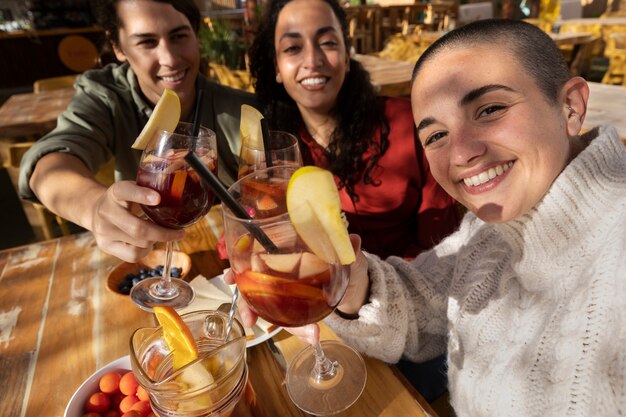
top-left (353, 53), bottom-right (415, 96)
top-left (0, 206), bottom-right (436, 417)
top-left (0, 87), bottom-right (74, 138)
top-left (586, 82), bottom-right (626, 141)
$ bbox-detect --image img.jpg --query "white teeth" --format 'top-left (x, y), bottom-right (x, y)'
top-left (301, 77), bottom-right (326, 86)
top-left (463, 162), bottom-right (513, 187)
top-left (161, 72), bottom-right (184, 82)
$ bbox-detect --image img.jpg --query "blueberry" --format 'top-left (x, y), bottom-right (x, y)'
top-left (119, 284), bottom-right (132, 295)
top-left (132, 277), bottom-right (141, 286)
top-left (139, 268), bottom-right (148, 275)
top-left (139, 273), bottom-right (149, 279)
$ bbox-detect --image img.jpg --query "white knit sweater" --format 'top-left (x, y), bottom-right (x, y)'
top-left (326, 126), bottom-right (626, 417)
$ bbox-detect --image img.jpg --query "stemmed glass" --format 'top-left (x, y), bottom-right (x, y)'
top-left (222, 166), bottom-right (367, 416)
top-left (237, 130), bottom-right (302, 179)
top-left (132, 122), bottom-right (218, 311)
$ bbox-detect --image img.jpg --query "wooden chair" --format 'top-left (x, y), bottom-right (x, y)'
top-left (602, 32), bottom-right (626, 84)
top-left (346, 6), bottom-right (382, 54)
top-left (209, 63), bottom-right (254, 92)
top-left (33, 74), bottom-right (79, 93)
top-left (7, 142), bottom-right (71, 240)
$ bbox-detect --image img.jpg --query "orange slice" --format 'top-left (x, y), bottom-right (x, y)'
top-left (153, 306), bottom-right (198, 370)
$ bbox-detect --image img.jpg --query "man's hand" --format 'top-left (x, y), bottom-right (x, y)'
top-left (90, 181), bottom-right (184, 262)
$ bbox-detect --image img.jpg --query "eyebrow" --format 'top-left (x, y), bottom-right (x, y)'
top-left (129, 25), bottom-right (191, 40)
top-left (416, 84), bottom-right (516, 136)
top-left (460, 84), bottom-right (515, 106)
top-left (278, 26), bottom-right (337, 42)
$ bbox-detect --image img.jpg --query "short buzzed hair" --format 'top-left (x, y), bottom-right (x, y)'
top-left (412, 19), bottom-right (571, 104)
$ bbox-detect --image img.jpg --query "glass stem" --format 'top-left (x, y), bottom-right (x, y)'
top-left (153, 240), bottom-right (178, 299)
top-left (310, 341), bottom-right (339, 385)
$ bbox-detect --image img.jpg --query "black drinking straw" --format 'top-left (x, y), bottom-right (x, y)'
top-left (190, 89), bottom-right (204, 152)
top-left (260, 118), bottom-right (273, 168)
top-left (184, 151), bottom-right (278, 253)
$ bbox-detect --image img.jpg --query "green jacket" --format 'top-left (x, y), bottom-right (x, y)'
top-left (19, 62), bottom-right (256, 201)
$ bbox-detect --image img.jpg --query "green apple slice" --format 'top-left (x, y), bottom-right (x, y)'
top-left (132, 88), bottom-right (181, 150)
top-left (286, 166), bottom-right (355, 265)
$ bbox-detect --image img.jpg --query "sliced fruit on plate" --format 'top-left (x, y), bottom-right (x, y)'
top-left (239, 104), bottom-right (264, 153)
top-left (132, 88), bottom-right (181, 150)
top-left (286, 166), bottom-right (356, 265)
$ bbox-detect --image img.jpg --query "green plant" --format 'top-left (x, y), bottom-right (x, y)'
top-left (198, 18), bottom-right (247, 70)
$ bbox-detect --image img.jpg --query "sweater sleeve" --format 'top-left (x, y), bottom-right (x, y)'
top-left (325, 213), bottom-right (480, 363)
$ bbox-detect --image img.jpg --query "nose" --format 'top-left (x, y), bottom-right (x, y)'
top-left (303, 43), bottom-right (322, 69)
top-left (449, 128), bottom-right (487, 166)
top-left (158, 40), bottom-right (178, 67)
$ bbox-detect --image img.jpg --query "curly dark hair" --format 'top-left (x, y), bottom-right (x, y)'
top-left (95, 0), bottom-right (201, 47)
top-left (248, 0), bottom-right (389, 200)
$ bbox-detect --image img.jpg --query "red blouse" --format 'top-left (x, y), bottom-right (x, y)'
top-left (298, 97), bottom-right (460, 259)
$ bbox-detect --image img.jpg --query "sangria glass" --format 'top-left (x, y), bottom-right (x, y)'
top-left (132, 122), bottom-right (218, 311)
top-left (237, 130), bottom-right (302, 179)
top-left (130, 310), bottom-right (249, 417)
top-left (222, 166), bottom-right (366, 416)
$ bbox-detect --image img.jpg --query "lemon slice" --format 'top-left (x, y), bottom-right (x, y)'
top-left (132, 88), bottom-right (181, 150)
top-left (239, 104), bottom-right (264, 152)
top-left (153, 306), bottom-right (198, 370)
top-left (286, 166), bottom-right (356, 265)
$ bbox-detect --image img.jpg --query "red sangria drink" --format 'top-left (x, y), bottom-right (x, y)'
top-left (237, 130), bottom-right (302, 179)
top-left (137, 149), bottom-right (217, 228)
top-left (131, 122), bottom-right (217, 311)
top-left (222, 165), bottom-right (366, 416)
top-left (231, 224), bottom-right (346, 327)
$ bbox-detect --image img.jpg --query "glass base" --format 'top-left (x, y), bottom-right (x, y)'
top-left (130, 277), bottom-right (195, 312)
top-left (286, 340), bottom-right (366, 416)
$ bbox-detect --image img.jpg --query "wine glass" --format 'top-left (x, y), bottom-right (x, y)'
top-left (132, 122), bottom-right (218, 311)
top-left (237, 130), bottom-right (302, 179)
top-left (222, 166), bottom-right (367, 416)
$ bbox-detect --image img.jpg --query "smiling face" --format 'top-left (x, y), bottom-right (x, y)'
top-left (274, 0), bottom-right (349, 118)
top-left (412, 45), bottom-right (577, 223)
top-left (112, 0), bottom-right (199, 117)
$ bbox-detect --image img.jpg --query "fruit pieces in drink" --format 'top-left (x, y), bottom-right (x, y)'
top-left (132, 88), bottom-right (181, 150)
top-left (238, 172), bottom-right (289, 219)
top-left (232, 231), bottom-right (339, 327)
top-left (153, 306), bottom-right (217, 410)
top-left (137, 149), bottom-right (217, 229)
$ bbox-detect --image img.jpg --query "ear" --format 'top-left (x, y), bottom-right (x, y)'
top-left (111, 40), bottom-right (127, 63)
top-left (561, 77), bottom-right (589, 137)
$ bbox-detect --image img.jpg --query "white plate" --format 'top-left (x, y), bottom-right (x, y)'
top-left (64, 356), bottom-right (131, 417)
top-left (183, 274), bottom-right (282, 348)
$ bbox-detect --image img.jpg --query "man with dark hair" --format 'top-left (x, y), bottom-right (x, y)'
top-left (19, 0), bottom-right (255, 262)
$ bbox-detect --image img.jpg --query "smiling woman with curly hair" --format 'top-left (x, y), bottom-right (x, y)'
top-left (249, 0), bottom-right (460, 260)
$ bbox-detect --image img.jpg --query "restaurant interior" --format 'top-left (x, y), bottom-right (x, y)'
top-left (0, 0), bottom-right (625, 247)
top-left (0, 0), bottom-right (625, 416)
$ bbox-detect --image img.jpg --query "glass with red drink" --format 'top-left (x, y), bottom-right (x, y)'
top-left (222, 166), bottom-right (366, 416)
top-left (132, 122), bottom-right (217, 311)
